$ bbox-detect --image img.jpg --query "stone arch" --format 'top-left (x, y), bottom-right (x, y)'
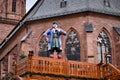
top-left (97, 28), bottom-right (111, 63)
top-left (65, 28), bottom-right (80, 61)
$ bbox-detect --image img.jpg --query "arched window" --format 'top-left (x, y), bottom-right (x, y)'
top-left (65, 30), bottom-right (80, 61)
top-left (39, 36), bottom-right (49, 57)
top-left (12, 0), bottom-right (16, 12)
top-left (97, 31), bottom-right (111, 63)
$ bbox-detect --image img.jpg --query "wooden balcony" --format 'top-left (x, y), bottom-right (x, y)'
top-left (103, 63), bottom-right (120, 79)
top-left (14, 54), bottom-right (120, 80)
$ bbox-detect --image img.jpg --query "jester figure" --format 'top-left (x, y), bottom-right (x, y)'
top-left (43, 22), bottom-right (66, 59)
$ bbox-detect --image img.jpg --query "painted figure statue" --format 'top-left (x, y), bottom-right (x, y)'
top-left (43, 22), bottom-right (66, 59)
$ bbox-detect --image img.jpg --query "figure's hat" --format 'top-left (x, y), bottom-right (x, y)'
top-left (52, 22), bottom-right (57, 25)
top-left (52, 22), bottom-right (58, 28)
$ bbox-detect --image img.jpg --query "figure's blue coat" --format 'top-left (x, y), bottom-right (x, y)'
top-left (43, 28), bottom-right (66, 50)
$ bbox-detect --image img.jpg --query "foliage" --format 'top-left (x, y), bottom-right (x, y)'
top-left (19, 52), bottom-right (27, 60)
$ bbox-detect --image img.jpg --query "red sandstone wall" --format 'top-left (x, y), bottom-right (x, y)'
top-left (87, 13), bottom-right (120, 64)
top-left (0, 0), bottom-right (26, 20)
top-left (0, 23), bottom-right (15, 43)
top-left (0, 12), bottom-right (120, 72)
top-left (0, 0), bottom-right (26, 43)
top-left (25, 13), bottom-right (88, 61)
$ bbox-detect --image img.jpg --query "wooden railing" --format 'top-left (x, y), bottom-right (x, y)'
top-left (117, 66), bottom-right (120, 70)
top-left (32, 57), bottom-right (100, 78)
top-left (15, 57), bottom-right (28, 75)
top-left (67, 60), bottom-right (100, 78)
top-left (103, 63), bottom-right (120, 79)
top-left (15, 54), bottom-right (101, 79)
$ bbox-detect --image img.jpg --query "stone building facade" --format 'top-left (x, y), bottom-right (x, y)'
top-left (0, 0), bottom-right (120, 79)
top-left (0, 0), bottom-right (26, 79)
top-left (0, 0), bottom-right (26, 42)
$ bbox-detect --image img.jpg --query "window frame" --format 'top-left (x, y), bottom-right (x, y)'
top-left (12, 0), bottom-right (16, 12)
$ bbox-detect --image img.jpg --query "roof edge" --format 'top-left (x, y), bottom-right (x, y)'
top-left (113, 27), bottom-right (120, 36)
top-left (0, 0), bottom-right (42, 60)
top-left (27, 8), bottom-right (120, 22)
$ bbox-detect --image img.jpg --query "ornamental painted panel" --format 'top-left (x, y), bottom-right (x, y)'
top-left (65, 30), bottom-right (80, 61)
top-left (97, 31), bottom-right (111, 63)
top-left (39, 36), bottom-right (49, 57)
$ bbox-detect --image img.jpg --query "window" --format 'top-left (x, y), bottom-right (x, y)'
top-left (104, 0), bottom-right (110, 7)
top-left (60, 0), bottom-right (67, 8)
top-left (97, 31), bottom-right (111, 63)
top-left (65, 30), bottom-right (80, 61)
top-left (12, 0), bottom-right (16, 12)
top-left (39, 36), bottom-right (49, 57)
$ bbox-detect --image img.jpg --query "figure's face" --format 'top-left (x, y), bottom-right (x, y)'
top-left (52, 24), bottom-right (58, 28)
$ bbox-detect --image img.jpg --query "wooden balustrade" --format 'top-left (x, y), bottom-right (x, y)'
top-left (67, 60), bottom-right (100, 78)
top-left (31, 57), bottom-right (67, 75)
top-left (15, 56), bottom-right (101, 79)
top-left (103, 63), bottom-right (120, 79)
top-left (15, 57), bottom-right (28, 75)
top-left (15, 53), bottom-right (120, 80)
top-left (117, 66), bottom-right (120, 70)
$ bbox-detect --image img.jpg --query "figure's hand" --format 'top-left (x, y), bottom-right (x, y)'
top-left (56, 28), bottom-right (61, 32)
top-left (45, 37), bottom-right (49, 43)
top-left (59, 29), bottom-right (66, 35)
top-left (46, 38), bottom-right (48, 42)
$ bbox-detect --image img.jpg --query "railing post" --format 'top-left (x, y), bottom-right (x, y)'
top-left (28, 50), bottom-right (34, 72)
top-left (104, 53), bottom-right (107, 64)
top-left (65, 60), bottom-right (69, 78)
top-left (97, 64), bottom-right (101, 78)
top-left (13, 61), bottom-right (17, 75)
top-left (27, 50), bottom-right (34, 80)
top-left (97, 63), bottom-right (104, 79)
